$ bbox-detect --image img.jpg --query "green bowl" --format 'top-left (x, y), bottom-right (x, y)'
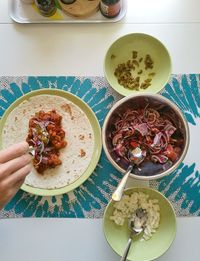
top-left (104, 33), bottom-right (172, 96)
top-left (0, 89), bottom-right (102, 196)
top-left (103, 187), bottom-right (176, 261)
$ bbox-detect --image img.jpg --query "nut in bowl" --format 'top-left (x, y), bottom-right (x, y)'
top-left (103, 187), bottom-right (177, 261)
top-left (102, 93), bottom-right (189, 180)
top-left (104, 33), bottom-right (172, 96)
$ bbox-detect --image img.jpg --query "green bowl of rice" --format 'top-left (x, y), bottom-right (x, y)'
top-left (103, 187), bottom-right (176, 261)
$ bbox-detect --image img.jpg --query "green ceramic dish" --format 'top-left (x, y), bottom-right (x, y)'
top-left (103, 187), bottom-right (176, 261)
top-left (104, 33), bottom-right (172, 96)
top-left (0, 89), bottom-right (102, 196)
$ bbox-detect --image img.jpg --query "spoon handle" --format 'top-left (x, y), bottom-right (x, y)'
top-left (112, 165), bottom-right (133, 202)
top-left (120, 237), bottom-right (132, 261)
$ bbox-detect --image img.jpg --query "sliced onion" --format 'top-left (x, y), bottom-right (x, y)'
top-left (115, 120), bottom-right (124, 131)
top-left (112, 133), bottom-right (123, 146)
top-left (163, 160), bottom-right (173, 170)
top-left (111, 106), bottom-right (180, 167)
top-left (144, 108), bottom-right (160, 125)
top-left (36, 154), bottom-right (43, 166)
top-left (149, 146), bottom-right (161, 155)
top-left (124, 110), bottom-right (139, 120)
top-left (151, 155), bottom-right (168, 164)
top-left (33, 120), bottom-right (45, 130)
top-left (41, 157), bottom-right (49, 164)
top-left (164, 124), bottom-right (177, 141)
top-left (160, 134), bottom-right (168, 149)
top-left (44, 120), bottom-right (55, 127)
top-left (152, 132), bottom-right (163, 146)
top-left (134, 123), bottom-right (149, 136)
top-left (29, 139), bottom-right (36, 146)
top-left (43, 147), bottom-right (54, 153)
top-left (114, 144), bottom-right (126, 157)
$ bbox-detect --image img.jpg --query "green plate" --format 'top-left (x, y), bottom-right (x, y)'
top-left (104, 33), bottom-right (172, 96)
top-left (0, 89), bottom-right (102, 196)
top-left (103, 187), bottom-right (176, 261)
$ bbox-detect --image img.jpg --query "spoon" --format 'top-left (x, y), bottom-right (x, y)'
top-left (120, 208), bottom-right (147, 261)
top-left (112, 147), bottom-right (144, 202)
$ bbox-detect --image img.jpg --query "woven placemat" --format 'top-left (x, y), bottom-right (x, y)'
top-left (0, 75), bottom-right (199, 218)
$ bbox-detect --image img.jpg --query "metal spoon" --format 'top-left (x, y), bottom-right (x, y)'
top-left (112, 147), bottom-right (144, 202)
top-left (120, 208), bottom-right (147, 261)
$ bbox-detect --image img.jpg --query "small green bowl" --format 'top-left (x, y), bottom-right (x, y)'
top-left (104, 33), bottom-right (172, 96)
top-left (103, 187), bottom-right (176, 261)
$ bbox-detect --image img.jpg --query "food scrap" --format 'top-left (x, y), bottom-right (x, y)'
top-left (79, 149), bottom-right (86, 158)
top-left (79, 134), bottom-right (85, 140)
top-left (111, 54), bottom-right (116, 59)
top-left (26, 110), bottom-right (67, 173)
top-left (61, 103), bottom-right (74, 120)
top-left (112, 50), bottom-right (156, 90)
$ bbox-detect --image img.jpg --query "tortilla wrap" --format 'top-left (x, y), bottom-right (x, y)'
top-left (2, 95), bottom-right (94, 189)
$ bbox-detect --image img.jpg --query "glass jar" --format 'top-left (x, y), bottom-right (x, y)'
top-left (100, 0), bottom-right (121, 18)
top-left (34, 0), bottom-right (57, 17)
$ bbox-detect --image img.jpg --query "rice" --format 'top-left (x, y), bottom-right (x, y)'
top-left (110, 192), bottom-right (160, 240)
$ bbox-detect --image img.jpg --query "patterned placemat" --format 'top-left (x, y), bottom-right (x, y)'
top-left (0, 75), bottom-right (199, 218)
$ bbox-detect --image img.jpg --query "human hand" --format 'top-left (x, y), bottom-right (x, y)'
top-left (0, 142), bottom-right (32, 210)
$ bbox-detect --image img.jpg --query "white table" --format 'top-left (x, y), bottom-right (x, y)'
top-left (0, 218), bottom-right (199, 261)
top-left (0, 0), bottom-right (200, 260)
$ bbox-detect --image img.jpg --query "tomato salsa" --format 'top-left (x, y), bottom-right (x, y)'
top-left (26, 110), bottom-right (67, 173)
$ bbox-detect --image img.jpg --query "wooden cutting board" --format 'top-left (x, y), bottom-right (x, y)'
top-left (58, 0), bottom-right (100, 18)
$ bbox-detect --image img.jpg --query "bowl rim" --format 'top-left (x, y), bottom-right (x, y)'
top-left (103, 186), bottom-right (177, 261)
top-left (103, 32), bottom-right (172, 96)
top-left (102, 92), bottom-right (190, 180)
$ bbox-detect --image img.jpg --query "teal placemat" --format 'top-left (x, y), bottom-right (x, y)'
top-left (0, 75), bottom-right (199, 218)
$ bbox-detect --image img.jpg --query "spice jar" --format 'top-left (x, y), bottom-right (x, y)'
top-left (34, 0), bottom-right (57, 17)
top-left (100, 0), bottom-right (121, 18)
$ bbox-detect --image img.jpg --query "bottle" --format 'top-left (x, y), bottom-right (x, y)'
top-left (34, 0), bottom-right (57, 17)
top-left (100, 0), bottom-right (121, 18)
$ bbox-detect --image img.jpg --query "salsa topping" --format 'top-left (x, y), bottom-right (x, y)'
top-left (27, 110), bottom-right (67, 173)
top-left (110, 106), bottom-right (183, 169)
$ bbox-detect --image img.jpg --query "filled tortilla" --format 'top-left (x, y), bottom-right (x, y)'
top-left (2, 95), bottom-right (94, 189)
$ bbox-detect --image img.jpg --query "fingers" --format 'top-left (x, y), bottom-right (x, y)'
top-left (0, 154), bottom-right (32, 180)
top-left (0, 142), bottom-right (29, 164)
top-left (15, 178), bottom-right (26, 189)
top-left (5, 164), bottom-right (32, 187)
top-left (0, 164), bottom-right (32, 210)
top-left (0, 142), bottom-right (32, 210)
